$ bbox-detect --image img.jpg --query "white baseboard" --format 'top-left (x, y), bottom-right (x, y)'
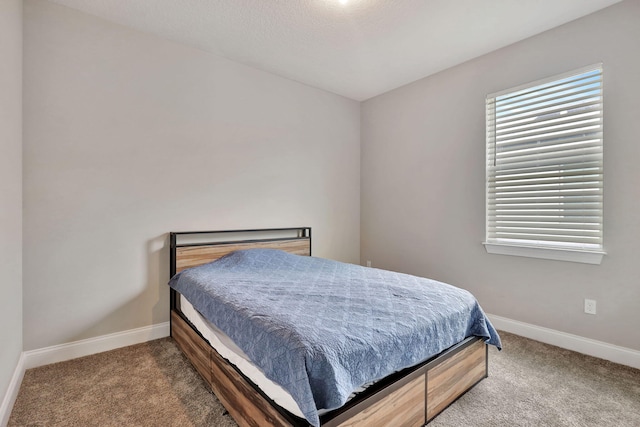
top-left (23, 321), bottom-right (170, 370)
top-left (0, 353), bottom-right (25, 427)
top-left (488, 314), bottom-right (640, 370)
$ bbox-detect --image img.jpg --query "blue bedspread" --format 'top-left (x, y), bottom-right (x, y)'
top-left (169, 249), bottom-right (501, 427)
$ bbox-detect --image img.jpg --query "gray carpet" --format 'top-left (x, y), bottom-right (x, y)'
top-left (9, 331), bottom-right (640, 426)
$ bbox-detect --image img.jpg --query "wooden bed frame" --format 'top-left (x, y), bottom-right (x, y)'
top-left (169, 228), bottom-right (488, 427)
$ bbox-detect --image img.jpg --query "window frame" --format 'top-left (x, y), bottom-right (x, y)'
top-left (483, 64), bottom-right (606, 265)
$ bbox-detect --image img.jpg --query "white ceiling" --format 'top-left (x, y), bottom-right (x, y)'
top-left (47, 0), bottom-right (622, 101)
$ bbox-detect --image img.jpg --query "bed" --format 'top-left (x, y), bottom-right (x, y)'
top-left (168, 227), bottom-right (500, 427)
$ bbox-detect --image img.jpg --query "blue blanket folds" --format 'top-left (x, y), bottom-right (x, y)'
top-left (169, 249), bottom-right (501, 427)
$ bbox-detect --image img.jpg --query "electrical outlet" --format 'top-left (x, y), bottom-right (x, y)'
top-left (366, 260), bottom-right (372, 267)
top-left (584, 299), bottom-right (597, 315)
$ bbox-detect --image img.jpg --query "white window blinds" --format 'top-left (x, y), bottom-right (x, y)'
top-left (485, 65), bottom-right (604, 256)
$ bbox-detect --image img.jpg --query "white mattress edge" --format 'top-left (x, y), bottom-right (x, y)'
top-left (179, 295), bottom-right (308, 418)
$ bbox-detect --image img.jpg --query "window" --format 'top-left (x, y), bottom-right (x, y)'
top-left (484, 65), bottom-right (605, 264)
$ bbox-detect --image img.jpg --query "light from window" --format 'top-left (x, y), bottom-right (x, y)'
top-left (484, 65), bottom-right (605, 264)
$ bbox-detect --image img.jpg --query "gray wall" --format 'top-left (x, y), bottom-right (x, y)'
top-left (0, 0), bottom-right (23, 401)
top-left (361, 1), bottom-right (640, 351)
top-left (23, 0), bottom-right (360, 351)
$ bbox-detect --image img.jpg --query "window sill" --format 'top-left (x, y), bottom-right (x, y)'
top-left (483, 242), bottom-right (605, 265)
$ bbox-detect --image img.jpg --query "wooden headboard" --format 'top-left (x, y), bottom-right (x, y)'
top-left (169, 227), bottom-right (311, 313)
top-left (169, 227), bottom-right (311, 277)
